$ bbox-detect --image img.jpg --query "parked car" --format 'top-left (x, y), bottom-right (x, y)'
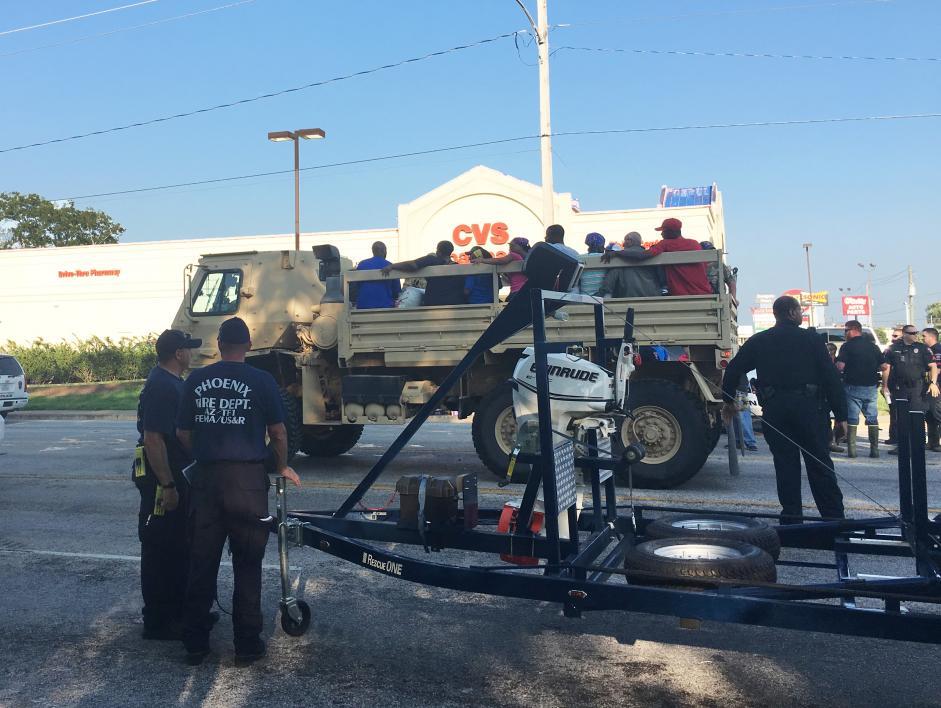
top-left (815, 325), bottom-right (883, 352)
top-left (0, 354), bottom-right (29, 417)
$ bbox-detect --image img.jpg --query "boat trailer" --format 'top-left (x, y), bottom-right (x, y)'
top-left (273, 254), bottom-right (941, 644)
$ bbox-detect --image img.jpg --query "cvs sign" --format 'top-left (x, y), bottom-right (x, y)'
top-left (451, 222), bottom-right (510, 247)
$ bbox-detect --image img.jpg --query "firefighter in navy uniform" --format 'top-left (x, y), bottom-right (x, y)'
top-left (176, 317), bottom-right (301, 666)
top-left (883, 325), bottom-right (939, 455)
top-left (722, 296), bottom-right (846, 523)
top-left (135, 329), bottom-right (201, 639)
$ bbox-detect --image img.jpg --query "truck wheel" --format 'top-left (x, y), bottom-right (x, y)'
top-left (707, 420), bottom-right (722, 452)
top-left (624, 537), bottom-right (776, 583)
top-left (644, 514), bottom-right (780, 559)
top-left (300, 424), bottom-right (364, 457)
top-left (617, 379), bottom-right (710, 489)
top-left (279, 389), bottom-right (303, 461)
top-left (472, 384), bottom-right (517, 477)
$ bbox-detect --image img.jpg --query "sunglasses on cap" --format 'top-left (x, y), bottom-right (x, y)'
top-left (903, 329), bottom-right (918, 335)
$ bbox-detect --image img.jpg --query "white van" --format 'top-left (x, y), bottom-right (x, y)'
top-left (0, 354), bottom-right (29, 417)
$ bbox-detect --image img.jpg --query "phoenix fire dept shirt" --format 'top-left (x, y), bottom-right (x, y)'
top-left (177, 361), bottom-right (284, 463)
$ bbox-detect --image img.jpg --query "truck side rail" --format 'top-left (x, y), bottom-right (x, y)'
top-left (340, 250), bottom-right (737, 365)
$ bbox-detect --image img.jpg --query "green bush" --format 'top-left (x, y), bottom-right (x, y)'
top-left (3, 335), bottom-right (158, 383)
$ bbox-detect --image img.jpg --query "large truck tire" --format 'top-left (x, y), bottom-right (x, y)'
top-left (624, 537), bottom-right (777, 584)
top-left (300, 424), bottom-right (364, 457)
top-left (276, 389), bottom-right (302, 462)
top-left (472, 383), bottom-right (517, 478)
top-left (617, 379), bottom-right (710, 489)
top-left (644, 514), bottom-right (781, 559)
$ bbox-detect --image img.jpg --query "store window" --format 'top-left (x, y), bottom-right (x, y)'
top-left (191, 270), bottom-right (242, 315)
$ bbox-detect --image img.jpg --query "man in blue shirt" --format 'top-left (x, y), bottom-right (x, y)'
top-left (545, 223), bottom-right (579, 259)
top-left (353, 241), bottom-right (400, 309)
top-left (176, 316), bottom-right (301, 666)
top-left (135, 329), bottom-right (201, 640)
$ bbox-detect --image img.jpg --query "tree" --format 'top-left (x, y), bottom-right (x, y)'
top-left (927, 302), bottom-right (941, 327)
top-left (0, 192), bottom-right (124, 249)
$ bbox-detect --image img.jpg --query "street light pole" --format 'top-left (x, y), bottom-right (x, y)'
top-left (515, 0), bottom-right (555, 227)
top-left (802, 242), bottom-right (814, 327)
top-left (268, 128), bottom-right (326, 251)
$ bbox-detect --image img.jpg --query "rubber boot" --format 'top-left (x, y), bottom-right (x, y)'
top-left (846, 425), bottom-right (857, 458)
top-left (868, 425), bottom-right (880, 458)
top-left (929, 426), bottom-right (941, 453)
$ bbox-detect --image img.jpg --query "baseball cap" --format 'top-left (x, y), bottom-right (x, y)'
top-left (510, 236), bottom-right (530, 249)
top-left (654, 217), bottom-right (683, 232)
top-left (218, 317), bottom-right (251, 344)
top-left (155, 329), bottom-right (202, 359)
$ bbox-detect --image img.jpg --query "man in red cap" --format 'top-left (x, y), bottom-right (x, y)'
top-left (603, 217), bottom-right (712, 296)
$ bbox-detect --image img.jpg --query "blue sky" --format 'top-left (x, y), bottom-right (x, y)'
top-left (2, 0), bottom-right (939, 326)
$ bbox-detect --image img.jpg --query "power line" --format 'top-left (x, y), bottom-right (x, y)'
top-left (554, 45), bottom-right (941, 63)
top-left (0, 31), bottom-right (522, 155)
top-left (0, 0), bottom-right (161, 37)
top-left (58, 111), bottom-right (941, 201)
top-left (553, 0), bottom-right (898, 30)
top-left (0, 0), bottom-right (257, 59)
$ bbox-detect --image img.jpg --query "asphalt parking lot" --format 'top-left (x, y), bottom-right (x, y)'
top-left (1, 418), bottom-right (940, 707)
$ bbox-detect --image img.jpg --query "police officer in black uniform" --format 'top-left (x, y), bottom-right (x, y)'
top-left (922, 327), bottom-right (941, 452)
top-left (176, 317), bottom-right (301, 666)
top-left (722, 295), bottom-right (846, 522)
top-left (135, 329), bottom-right (201, 639)
top-left (883, 324), bottom-right (939, 455)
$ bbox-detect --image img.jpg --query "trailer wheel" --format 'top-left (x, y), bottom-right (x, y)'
top-left (300, 424), bottom-right (364, 457)
top-left (624, 537), bottom-right (776, 583)
top-left (280, 600), bottom-right (311, 637)
top-left (472, 383), bottom-right (517, 477)
top-left (644, 514), bottom-right (781, 559)
top-left (616, 379), bottom-right (710, 489)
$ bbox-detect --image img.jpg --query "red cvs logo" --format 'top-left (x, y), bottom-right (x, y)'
top-left (452, 222), bottom-right (509, 247)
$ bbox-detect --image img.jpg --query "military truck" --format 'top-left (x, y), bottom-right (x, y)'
top-left (172, 245), bottom-right (737, 489)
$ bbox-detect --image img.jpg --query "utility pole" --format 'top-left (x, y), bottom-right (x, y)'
top-left (802, 242), bottom-right (814, 326)
top-left (906, 265), bottom-right (916, 326)
top-left (514, 0), bottom-right (555, 228)
top-left (857, 262), bottom-right (876, 329)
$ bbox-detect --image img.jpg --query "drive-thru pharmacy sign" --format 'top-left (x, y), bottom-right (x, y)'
top-left (842, 295), bottom-right (871, 317)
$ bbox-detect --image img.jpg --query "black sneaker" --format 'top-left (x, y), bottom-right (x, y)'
top-left (234, 638), bottom-right (266, 667)
top-left (185, 648), bottom-right (210, 666)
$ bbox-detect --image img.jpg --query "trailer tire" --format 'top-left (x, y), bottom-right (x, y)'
top-left (644, 514), bottom-right (781, 559)
top-left (300, 424), bottom-right (364, 457)
top-left (616, 379), bottom-right (710, 489)
top-left (472, 383), bottom-right (517, 478)
top-left (624, 537), bottom-right (776, 584)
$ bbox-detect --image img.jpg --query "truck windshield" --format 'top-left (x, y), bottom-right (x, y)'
top-left (191, 269), bottom-right (242, 315)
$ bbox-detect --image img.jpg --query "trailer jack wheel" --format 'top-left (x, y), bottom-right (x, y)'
top-left (280, 599), bottom-right (311, 637)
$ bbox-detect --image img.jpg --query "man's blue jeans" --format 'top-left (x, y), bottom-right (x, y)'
top-left (845, 384), bottom-right (879, 426)
top-left (739, 409), bottom-right (758, 448)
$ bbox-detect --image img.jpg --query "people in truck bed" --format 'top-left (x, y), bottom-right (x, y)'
top-left (464, 247), bottom-right (496, 304)
top-left (603, 218), bottom-right (711, 296)
top-left (470, 237), bottom-right (530, 299)
top-left (353, 241), bottom-right (401, 309)
top-left (382, 240), bottom-right (465, 306)
top-left (598, 232), bottom-right (666, 298)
